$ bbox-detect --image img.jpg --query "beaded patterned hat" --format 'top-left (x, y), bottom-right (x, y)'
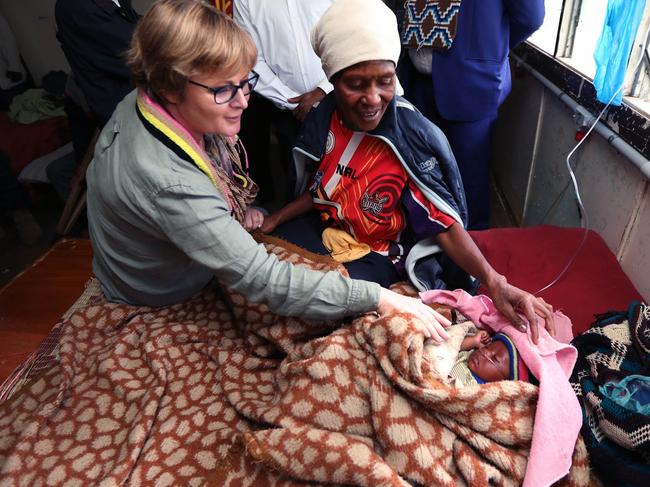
top-left (492, 332), bottom-right (530, 382)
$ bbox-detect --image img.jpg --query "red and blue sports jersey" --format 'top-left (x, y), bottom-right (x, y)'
top-left (310, 111), bottom-right (455, 256)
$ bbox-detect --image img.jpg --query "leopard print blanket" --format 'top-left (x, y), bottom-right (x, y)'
top-left (0, 240), bottom-right (594, 486)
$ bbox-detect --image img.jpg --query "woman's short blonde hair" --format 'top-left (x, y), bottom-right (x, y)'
top-left (128, 0), bottom-right (257, 98)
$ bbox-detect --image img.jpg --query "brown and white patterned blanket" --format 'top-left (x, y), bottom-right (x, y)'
top-left (0, 239), bottom-right (594, 486)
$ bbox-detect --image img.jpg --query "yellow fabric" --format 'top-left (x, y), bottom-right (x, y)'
top-left (321, 227), bottom-right (371, 263)
top-left (136, 91), bottom-right (257, 224)
top-left (136, 95), bottom-right (219, 189)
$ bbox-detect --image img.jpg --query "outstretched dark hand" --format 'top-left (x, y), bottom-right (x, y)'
top-left (259, 213), bottom-right (280, 234)
top-left (487, 276), bottom-right (554, 344)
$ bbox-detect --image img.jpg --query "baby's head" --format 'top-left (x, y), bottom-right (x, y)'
top-left (467, 332), bottom-right (529, 383)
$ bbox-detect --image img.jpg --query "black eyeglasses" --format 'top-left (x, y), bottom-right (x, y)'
top-left (188, 71), bottom-right (259, 105)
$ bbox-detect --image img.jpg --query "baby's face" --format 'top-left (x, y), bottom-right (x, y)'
top-left (467, 340), bottom-right (510, 382)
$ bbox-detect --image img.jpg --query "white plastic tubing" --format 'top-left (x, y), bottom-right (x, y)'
top-left (510, 53), bottom-right (650, 181)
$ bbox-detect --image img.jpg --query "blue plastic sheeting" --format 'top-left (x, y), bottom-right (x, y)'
top-left (600, 375), bottom-right (650, 415)
top-left (593, 0), bottom-right (647, 106)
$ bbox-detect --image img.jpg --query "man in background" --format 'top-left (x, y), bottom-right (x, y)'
top-left (52, 0), bottom-right (139, 205)
top-left (234, 0), bottom-right (334, 205)
top-left (0, 11), bottom-right (27, 110)
top-left (55, 0), bottom-right (139, 127)
top-left (394, 0), bottom-right (544, 229)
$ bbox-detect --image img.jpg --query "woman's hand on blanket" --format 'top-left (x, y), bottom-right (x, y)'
top-left (487, 276), bottom-right (555, 344)
top-left (377, 288), bottom-right (451, 342)
top-left (244, 207), bottom-right (266, 231)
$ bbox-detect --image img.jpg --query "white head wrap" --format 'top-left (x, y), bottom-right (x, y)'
top-left (311, 0), bottom-right (402, 93)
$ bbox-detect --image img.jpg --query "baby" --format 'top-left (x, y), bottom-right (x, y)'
top-left (449, 331), bottom-right (530, 387)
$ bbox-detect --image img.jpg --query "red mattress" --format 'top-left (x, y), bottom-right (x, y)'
top-left (0, 112), bottom-right (70, 174)
top-left (471, 225), bottom-right (643, 335)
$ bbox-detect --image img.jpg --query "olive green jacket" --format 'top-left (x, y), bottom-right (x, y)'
top-left (86, 90), bottom-right (379, 319)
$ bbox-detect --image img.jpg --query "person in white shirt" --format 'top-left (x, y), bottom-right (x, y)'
top-left (0, 12), bottom-right (25, 94)
top-left (0, 11), bottom-right (28, 113)
top-left (234, 0), bottom-right (334, 204)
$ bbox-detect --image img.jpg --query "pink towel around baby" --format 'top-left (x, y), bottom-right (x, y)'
top-left (420, 289), bottom-right (581, 487)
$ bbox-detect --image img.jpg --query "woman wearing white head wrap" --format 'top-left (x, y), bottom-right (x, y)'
top-left (262, 0), bottom-right (556, 343)
top-left (310, 0), bottom-right (401, 85)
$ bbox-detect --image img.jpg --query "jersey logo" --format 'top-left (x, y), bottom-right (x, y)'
top-left (360, 191), bottom-right (389, 217)
top-left (310, 170), bottom-right (324, 192)
top-left (335, 164), bottom-right (360, 179)
top-left (419, 156), bottom-right (438, 172)
top-left (358, 173), bottom-right (403, 224)
top-left (325, 130), bottom-right (335, 154)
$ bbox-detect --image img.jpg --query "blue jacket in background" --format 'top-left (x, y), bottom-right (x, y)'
top-left (431, 0), bottom-right (545, 121)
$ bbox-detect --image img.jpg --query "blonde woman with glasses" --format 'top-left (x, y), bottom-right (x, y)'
top-left (85, 0), bottom-right (453, 341)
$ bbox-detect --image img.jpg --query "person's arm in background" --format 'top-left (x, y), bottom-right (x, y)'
top-left (288, 77), bottom-right (331, 121)
top-left (504, 0), bottom-right (545, 48)
top-left (233, 0), bottom-right (300, 110)
top-left (259, 191), bottom-right (313, 233)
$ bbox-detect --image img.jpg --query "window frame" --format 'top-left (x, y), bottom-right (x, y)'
top-left (528, 0), bottom-right (650, 116)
